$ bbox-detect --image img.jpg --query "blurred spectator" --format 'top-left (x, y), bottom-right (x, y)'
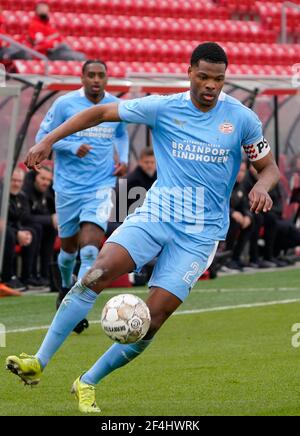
top-left (109, 147), bottom-right (157, 285)
top-left (128, 147), bottom-right (157, 207)
top-left (28, 2), bottom-right (86, 60)
top-left (242, 164), bottom-right (269, 268)
top-left (225, 161), bottom-right (253, 270)
top-left (123, 147), bottom-right (156, 219)
top-left (0, 7), bottom-right (31, 60)
top-left (288, 153), bottom-right (300, 178)
top-left (111, 147), bottom-right (157, 226)
top-left (264, 182), bottom-right (300, 265)
top-left (245, 164), bottom-right (299, 267)
top-left (2, 168), bottom-right (38, 291)
top-left (262, 183), bottom-right (287, 266)
top-left (129, 147), bottom-right (157, 189)
top-left (23, 166), bottom-right (57, 286)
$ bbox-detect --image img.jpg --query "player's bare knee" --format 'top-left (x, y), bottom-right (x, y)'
top-left (83, 267), bottom-right (103, 286)
top-left (82, 266), bottom-right (113, 290)
top-left (145, 311), bottom-right (170, 338)
top-left (144, 318), bottom-right (165, 339)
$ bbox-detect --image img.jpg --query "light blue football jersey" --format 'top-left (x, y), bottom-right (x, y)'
top-left (118, 91), bottom-right (266, 240)
top-left (36, 88), bottom-right (129, 194)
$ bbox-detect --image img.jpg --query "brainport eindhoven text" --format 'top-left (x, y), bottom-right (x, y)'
top-left (172, 141), bottom-right (230, 163)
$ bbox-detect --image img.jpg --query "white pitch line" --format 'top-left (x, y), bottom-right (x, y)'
top-left (5, 298), bottom-right (300, 334)
top-left (174, 298), bottom-right (300, 315)
top-left (25, 286), bottom-right (300, 297)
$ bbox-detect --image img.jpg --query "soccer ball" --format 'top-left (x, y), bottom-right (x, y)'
top-left (101, 294), bottom-right (151, 344)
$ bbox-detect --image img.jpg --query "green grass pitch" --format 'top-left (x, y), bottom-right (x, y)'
top-left (1, 269), bottom-right (300, 416)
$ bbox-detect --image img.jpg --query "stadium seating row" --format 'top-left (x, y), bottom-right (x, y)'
top-left (0, 0), bottom-right (230, 19)
top-left (219, 1), bottom-right (300, 36)
top-left (256, 2), bottom-right (300, 35)
top-left (2, 11), bottom-right (277, 44)
top-left (220, 0), bottom-right (300, 13)
top-left (3, 0), bottom-right (299, 31)
top-left (3, 0), bottom-right (300, 15)
top-left (59, 37), bottom-right (300, 66)
top-left (13, 60), bottom-right (295, 77)
top-left (2, 1), bottom-right (300, 78)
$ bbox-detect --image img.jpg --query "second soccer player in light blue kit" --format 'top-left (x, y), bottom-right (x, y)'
top-left (36, 60), bottom-right (129, 333)
top-left (7, 43), bottom-right (280, 413)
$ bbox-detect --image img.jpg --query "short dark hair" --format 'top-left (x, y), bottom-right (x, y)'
top-left (39, 164), bottom-right (53, 173)
top-left (82, 60), bottom-right (107, 75)
top-left (190, 42), bottom-right (228, 68)
top-left (32, 165), bottom-right (52, 178)
top-left (35, 1), bottom-right (49, 10)
top-left (139, 147), bottom-right (154, 159)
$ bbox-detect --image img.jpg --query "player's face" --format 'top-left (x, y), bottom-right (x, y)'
top-left (81, 64), bottom-right (108, 101)
top-left (188, 60), bottom-right (226, 112)
top-left (34, 169), bottom-right (53, 193)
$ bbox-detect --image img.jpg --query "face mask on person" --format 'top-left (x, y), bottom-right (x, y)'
top-left (38, 13), bottom-right (49, 21)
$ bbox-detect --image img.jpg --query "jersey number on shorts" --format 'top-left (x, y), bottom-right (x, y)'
top-left (183, 262), bottom-right (200, 287)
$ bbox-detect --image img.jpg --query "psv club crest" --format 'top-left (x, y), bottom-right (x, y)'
top-left (219, 122), bottom-right (234, 134)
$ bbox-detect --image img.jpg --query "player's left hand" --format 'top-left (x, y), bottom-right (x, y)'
top-left (24, 141), bottom-right (52, 171)
top-left (248, 184), bottom-right (273, 214)
top-left (113, 162), bottom-right (127, 177)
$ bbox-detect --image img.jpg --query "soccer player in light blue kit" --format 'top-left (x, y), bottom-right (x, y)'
top-left (7, 43), bottom-right (280, 413)
top-left (36, 60), bottom-right (129, 333)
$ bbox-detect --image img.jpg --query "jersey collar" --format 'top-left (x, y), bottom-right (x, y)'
top-left (78, 87), bottom-right (108, 100)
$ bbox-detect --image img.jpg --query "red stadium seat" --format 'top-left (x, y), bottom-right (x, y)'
top-left (107, 274), bottom-right (132, 288)
top-left (2, 10), bottom-right (279, 43)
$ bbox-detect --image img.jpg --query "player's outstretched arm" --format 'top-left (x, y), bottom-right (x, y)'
top-left (248, 151), bottom-right (280, 214)
top-left (25, 103), bottom-right (120, 170)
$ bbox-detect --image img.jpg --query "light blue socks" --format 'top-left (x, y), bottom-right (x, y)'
top-left (78, 245), bottom-right (99, 280)
top-left (81, 339), bottom-right (152, 385)
top-left (58, 245), bottom-right (99, 287)
top-left (35, 281), bottom-right (97, 369)
top-left (58, 249), bottom-right (78, 288)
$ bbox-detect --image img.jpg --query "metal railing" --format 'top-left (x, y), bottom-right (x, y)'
top-left (0, 34), bottom-right (49, 75)
top-left (280, 1), bottom-right (300, 43)
top-left (0, 86), bottom-right (20, 277)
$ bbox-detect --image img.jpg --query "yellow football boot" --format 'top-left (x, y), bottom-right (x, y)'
top-left (71, 376), bottom-right (101, 413)
top-left (6, 353), bottom-right (42, 386)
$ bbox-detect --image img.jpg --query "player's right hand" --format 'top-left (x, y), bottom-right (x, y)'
top-left (24, 141), bottom-right (52, 171)
top-left (76, 144), bottom-right (92, 158)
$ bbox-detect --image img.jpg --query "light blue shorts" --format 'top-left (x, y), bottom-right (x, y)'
top-left (55, 188), bottom-right (113, 238)
top-left (106, 215), bottom-right (218, 302)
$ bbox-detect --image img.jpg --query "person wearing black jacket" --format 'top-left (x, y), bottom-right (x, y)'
top-left (226, 161), bottom-right (253, 270)
top-left (243, 164), bottom-right (291, 267)
top-left (125, 146), bottom-right (157, 216)
top-left (263, 180), bottom-right (300, 264)
top-left (22, 166), bottom-right (57, 285)
top-left (2, 168), bottom-right (38, 290)
top-left (114, 147), bottom-right (157, 224)
top-left (242, 166), bottom-right (267, 267)
top-left (108, 147), bottom-right (157, 284)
